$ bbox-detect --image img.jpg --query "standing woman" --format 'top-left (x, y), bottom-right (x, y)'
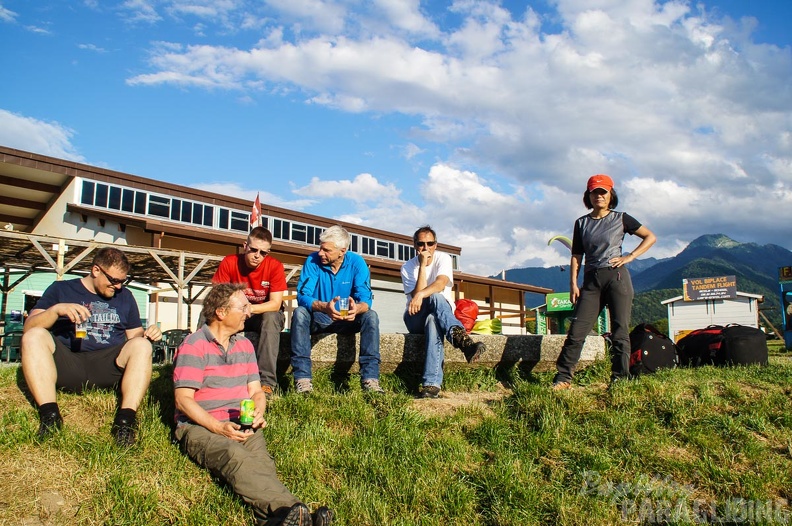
top-left (552, 174), bottom-right (656, 390)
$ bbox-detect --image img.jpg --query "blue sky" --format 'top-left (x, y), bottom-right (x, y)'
top-left (1, 0), bottom-right (790, 277)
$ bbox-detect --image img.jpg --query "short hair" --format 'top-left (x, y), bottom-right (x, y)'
top-left (248, 226), bottom-right (273, 244)
top-left (202, 283), bottom-right (245, 325)
top-left (583, 189), bottom-right (619, 210)
top-left (319, 225), bottom-right (351, 250)
top-left (92, 247), bottom-right (130, 273)
top-left (412, 225), bottom-right (437, 245)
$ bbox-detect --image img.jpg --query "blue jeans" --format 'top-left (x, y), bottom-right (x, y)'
top-left (403, 293), bottom-right (463, 388)
top-left (290, 306), bottom-right (381, 381)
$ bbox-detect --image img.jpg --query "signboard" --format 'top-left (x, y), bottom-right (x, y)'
top-left (546, 292), bottom-right (574, 312)
top-left (682, 275), bottom-right (737, 301)
top-left (780, 266), bottom-right (792, 283)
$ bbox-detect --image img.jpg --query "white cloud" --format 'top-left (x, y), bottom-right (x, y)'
top-left (78, 43), bottom-right (107, 53)
top-left (0, 4), bottom-right (17, 23)
top-left (120, 0), bottom-right (162, 24)
top-left (0, 110), bottom-right (85, 162)
top-left (293, 173), bottom-right (401, 203)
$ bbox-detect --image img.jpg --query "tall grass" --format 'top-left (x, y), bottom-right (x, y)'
top-left (1, 357), bottom-right (790, 525)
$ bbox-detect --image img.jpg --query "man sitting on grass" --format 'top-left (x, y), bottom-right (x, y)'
top-left (21, 247), bottom-right (161, 447)
top-left (173, 283), bottom-right (333, 526)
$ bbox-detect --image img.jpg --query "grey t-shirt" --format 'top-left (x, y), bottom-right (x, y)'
top-left (571, 211), bottom-right (642, 273)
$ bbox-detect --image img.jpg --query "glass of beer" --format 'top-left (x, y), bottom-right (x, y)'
top-left (76, 320), bottom-right (88, 339)
top-left (338, 297), bottom-right (349, 317)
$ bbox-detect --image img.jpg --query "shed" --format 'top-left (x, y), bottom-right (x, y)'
top-left (661, 291), bottom-right (763, 342)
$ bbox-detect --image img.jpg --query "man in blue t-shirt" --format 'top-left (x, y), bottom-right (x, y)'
top-left (22, 247), bottom-right (161, 446)
top-left (291, 225), bottom-right (383, 394)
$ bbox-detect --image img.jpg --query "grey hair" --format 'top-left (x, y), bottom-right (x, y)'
top-left (319, 225), bottom-right (351, 250)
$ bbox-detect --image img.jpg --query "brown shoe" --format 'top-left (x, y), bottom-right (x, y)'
top-left (261, 384), bottom-right (276, 400)
top-left (551, 381), bottom-right (571, 391)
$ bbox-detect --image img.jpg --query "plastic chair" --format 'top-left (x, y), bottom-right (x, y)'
top-left (162, 329), bottom-right (191, 363)
top-left (1, 331), bottom-right (23, 362)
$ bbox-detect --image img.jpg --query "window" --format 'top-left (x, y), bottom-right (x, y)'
top-left (148, 195), bottom-right (170, 218)
top-left (121, 189), bottom-right (135, 212)
top-left (81, 181), bottom-right (95, 205)
top-left (108, 186), bottom-right (121, 210)
top-left (273, 219), bottom-right (290, 240)
top-left (230, 211), bottom-right (248, 232)
top-left (95, 184), bottom-right (108, 208)
top-left (376, 240), bottom-right (393, 258)
top-left (292, 223), bottom-right (307, 243)
top-left (134, 191), bottom-right (146, 214)
top-left (202, 205), bottom-right (213, 227)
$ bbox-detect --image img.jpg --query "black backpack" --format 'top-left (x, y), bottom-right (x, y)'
top-left (676, 324), bottom-right (768, 367)
top-left (629, 324), bottom-right (678, 376)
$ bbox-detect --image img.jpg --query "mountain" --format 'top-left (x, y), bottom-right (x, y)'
top-left (501, 234), bottom-right (792, 329)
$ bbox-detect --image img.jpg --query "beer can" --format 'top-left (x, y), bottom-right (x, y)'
top-left (240, 399), bottom-right (255, 426)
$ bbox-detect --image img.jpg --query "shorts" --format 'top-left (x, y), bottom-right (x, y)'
top-left (53, 339), bottom-right (126, 393)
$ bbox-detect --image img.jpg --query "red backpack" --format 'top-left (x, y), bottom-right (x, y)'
top-left (454, 299), bottom-right (479, 332)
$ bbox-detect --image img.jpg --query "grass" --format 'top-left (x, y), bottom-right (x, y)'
top-left (1, 357), bottom-right (791, 526)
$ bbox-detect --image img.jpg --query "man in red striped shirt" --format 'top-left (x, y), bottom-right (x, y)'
top-left (173, 283), bottom-right (332, 526)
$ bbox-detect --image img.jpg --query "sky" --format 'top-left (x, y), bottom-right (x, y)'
top-left (1, 0), bottom-right (790, 278)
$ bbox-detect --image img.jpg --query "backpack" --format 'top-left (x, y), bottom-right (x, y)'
top-left (454, 299), bottom-right (479, 333)
top-left (629, 323), bottom-right (678, 376)
top-left (676, 324), bottom-right (768, 367)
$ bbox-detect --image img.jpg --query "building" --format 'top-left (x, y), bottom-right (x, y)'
top-left (0, 145), bottom-right (551, 335)
top-left (661, 291), bottom-right (763, 342)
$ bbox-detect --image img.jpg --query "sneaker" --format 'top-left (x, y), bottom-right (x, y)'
top-left (449, 326), bottom-right (486, 363)
top-left (282, 503), bottom-right (312, 526)
top-left (361, 378), bottom-right (385, 394)
top-left (312, 506), bottom-right (334, 526)
top-left (261, 384), bottom-right (276, 400)
top-left (295, 378), bottom-right (313, 394)
top-left (111, 418), bottom-right (137, 447)
top-left (417, 386), bottom-right (441, 399)
top-left (37, 411), bottom-right (63, 439)
top-left (551, 381), bottom-right (572, 391)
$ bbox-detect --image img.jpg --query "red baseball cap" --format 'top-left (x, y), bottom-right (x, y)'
top-left (587, 174), bottom-right (614, 192)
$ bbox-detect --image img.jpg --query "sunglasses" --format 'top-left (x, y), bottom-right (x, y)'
top-left (97, 266), bottom-right (128, 286)
top-left (416, 241), bottom-right (437, 247)
top-left (246, 246), bottom-right (270, 257)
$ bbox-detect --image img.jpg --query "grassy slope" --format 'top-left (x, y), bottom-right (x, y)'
top-left (1, 360), bottom-right (791, 526)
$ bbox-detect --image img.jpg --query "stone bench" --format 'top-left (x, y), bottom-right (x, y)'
top-left (276, 333), bottom-right (605, 374)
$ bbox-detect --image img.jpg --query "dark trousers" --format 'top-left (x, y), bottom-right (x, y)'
top-left (555, 266), bottom-right (634, 382)
top-left (175, 424), bottom-right (298, 524)
top-left (245, 311), bottom-right (285, 389)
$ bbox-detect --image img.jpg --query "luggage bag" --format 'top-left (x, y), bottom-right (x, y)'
top-left (629, 323), bottom-right (678, 376)
top-left (676, 324), bottom-right (768, 367)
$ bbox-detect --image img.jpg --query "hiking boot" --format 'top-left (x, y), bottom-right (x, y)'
top-left (312, 506), bottom-right (334, 526)
top-left (282, 503), bottom-right (312, 526)
top-left (361, 378), bottom-right (385, 394)
top-left (261, 384), bottom-right (276, 400)
top-left (449, 326), bottom-right (485, 363)
top-left (37, 411), bottom-right (63, 439)
top-left (111, 417), bottom-right (138, 447)
top-left (295, 378), bottom-right (314, 394)
top-left (551, 381), bottom-right (572, 391)
top-left (417, 386), bottom-right (441, 399)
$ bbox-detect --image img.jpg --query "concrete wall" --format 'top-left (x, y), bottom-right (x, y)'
top-left (270, 332), bottom-right (605, 374)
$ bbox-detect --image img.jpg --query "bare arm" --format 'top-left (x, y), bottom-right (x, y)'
top-left (24, 304), bottom-right (90, 332)
top-left (249, 290), bottom-right (284, 315)
top-left (569, 254), bottom-right (583, 304)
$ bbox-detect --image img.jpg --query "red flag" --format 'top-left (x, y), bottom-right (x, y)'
top-left (250, 193), bottom-right (261, 226)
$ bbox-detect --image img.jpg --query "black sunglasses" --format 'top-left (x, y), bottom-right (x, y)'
top-left (246, 246), bottom-right (270, 257)
top-left (97, 266), bottom-right (127, 286)
top-left (416, 241), bottom-right (437, 247)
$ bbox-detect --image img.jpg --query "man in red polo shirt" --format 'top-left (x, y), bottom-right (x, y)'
top-left (213, 227), bottom-right (287, 398)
